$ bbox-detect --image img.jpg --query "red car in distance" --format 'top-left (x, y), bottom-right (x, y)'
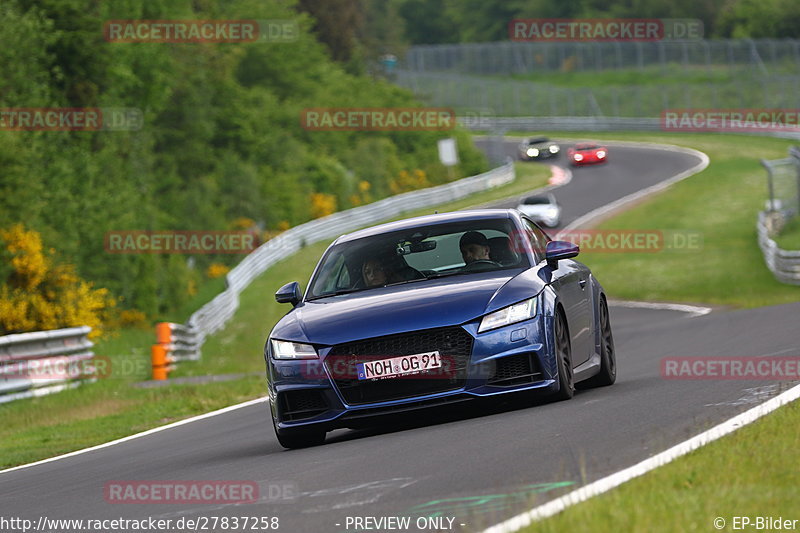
top-left (568, 142), bottom-right (608, 166)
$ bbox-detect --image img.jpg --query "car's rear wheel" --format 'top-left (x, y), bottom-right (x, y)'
top-left (271, 410), bottom-right (326, 449)
top-left (551, 310), bottom-right (574, 401)
top-left (580, 296), bottom-right (617, 388)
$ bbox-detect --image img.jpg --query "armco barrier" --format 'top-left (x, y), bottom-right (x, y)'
top-left (153, 160), bottom-right (515, 371)
top-left (151, 322), bottom-right (200, 380)
top-left (0, 326), bottom-right (95, 403)
top-left (757, 211), bottom-right (800, 285)
top-left (758, 147), bottom-right (800, 285)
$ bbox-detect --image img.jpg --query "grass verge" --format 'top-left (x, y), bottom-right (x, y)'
top-left (0, 161), bottom-right (551, 468)
top-left (523, 396), bottom-right (800, 533)
top-left (774, 215), bottom-right (800, 250)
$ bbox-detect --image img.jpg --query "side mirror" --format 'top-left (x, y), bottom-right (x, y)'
top-left (275, 281), bottom-right (302, 306)
top-left (545, 240), bottom-right (579, 268)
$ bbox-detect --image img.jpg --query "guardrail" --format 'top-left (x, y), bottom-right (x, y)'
top-left (757, 211), bottom-right (800, 285)
top-left (151, 160), bottom-right (516, 376)
top-left (151, 322), bottom-right (200, 380)
top-left (0, 326), bottom-right (95, 403)
top-left (758, 147), bottom-right (800, 285)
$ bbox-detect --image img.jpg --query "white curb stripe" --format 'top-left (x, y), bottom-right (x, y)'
top-left (0, 397), bottom-right (267, 476)
top-left (608, 299), bottom-right (712, 317)
top-left (483, 382), bottom-right (800, 533)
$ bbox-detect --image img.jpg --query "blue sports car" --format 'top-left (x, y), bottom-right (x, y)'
top-left (265, 209), bottom-right (616, 448)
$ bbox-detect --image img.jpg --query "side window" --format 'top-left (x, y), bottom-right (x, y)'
top-left (524, 220), bottom-right (548, 262)
top-left (317, 253), bottom-right (348, 293)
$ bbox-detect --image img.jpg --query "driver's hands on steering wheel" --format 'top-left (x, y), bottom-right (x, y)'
top-left (462, 259), bottom-right (500, 271)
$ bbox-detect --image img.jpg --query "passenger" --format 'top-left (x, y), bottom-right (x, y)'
top-left (459, 231), bottom-right (492, 265)
top-left (362, 257), bottom-right (388, 287)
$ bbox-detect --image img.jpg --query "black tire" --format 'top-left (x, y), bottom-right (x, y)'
top-left (272, 411), bottom-right (326, 449)
top-left (580, 296), bottom-right (617, 388)
top-left (551, 310), bottom-right (574, 401)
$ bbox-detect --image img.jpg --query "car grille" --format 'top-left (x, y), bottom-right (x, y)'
top-left (279, 389), bottom-right (328, 421)
top-left (487, 353), bottom-right (543, 387)
top-left (326, 327), bottom-right (473, 405)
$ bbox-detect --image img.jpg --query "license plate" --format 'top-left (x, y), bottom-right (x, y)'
top-left (356, 351), bottom-right (441, 380)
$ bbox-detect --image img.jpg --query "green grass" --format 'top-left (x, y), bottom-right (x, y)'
top-left (774, 215), bottom-right (800, 250)
top-left (0, 376), bottom-right (266, 469)
top-left (0, 161), bottom-right (551, 468)
top-left (525, 398), bottom-right (800, 533)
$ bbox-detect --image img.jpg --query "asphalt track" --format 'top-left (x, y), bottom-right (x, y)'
top-left (2, 140), bottom-right (799, 533)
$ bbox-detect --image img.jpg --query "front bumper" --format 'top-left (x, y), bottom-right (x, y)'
top-left (267, 316), bottom-right (559, 431)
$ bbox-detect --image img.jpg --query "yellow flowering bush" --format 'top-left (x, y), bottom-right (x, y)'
top-left (118, 309), bottom-right (148, 328)
top-left (310, 193), bottom-right (337, 219)
top-left (230, 217), bottom-right (257, 230)
top-left (349, 181), bottom-right (373, 207)
top-left (389, 169), bottom-right (430, 195)
top-left (206, 263), bottom-right (230, 279)
top-left (0, 224), bottom-right (116, 338)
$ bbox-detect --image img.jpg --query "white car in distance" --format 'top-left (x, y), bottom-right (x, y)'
top-left (515, 193), bottom-right (561, 228)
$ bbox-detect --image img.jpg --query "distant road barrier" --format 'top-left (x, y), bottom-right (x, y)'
top-left (0, 326), bottom-right (95, 403)
top-left (757, 212), bottom-right (800, 285)
top-left (150, 160), bottom-right (516, 377)
top-left (758, 147), bottom-right (800, 285)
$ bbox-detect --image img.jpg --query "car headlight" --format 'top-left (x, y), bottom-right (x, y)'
top-left (478, 298), bottom-right (537, 333)
top-left (271, 340), bottom-right (318, 360)
top-left (527, 148), bottom-right (539, 157)
top-left (597, 150), bottom-right (606, 158)
top-left (574, 153), bottom-right (583, 161)
top-left (549, 145), bottom-right (559, 153)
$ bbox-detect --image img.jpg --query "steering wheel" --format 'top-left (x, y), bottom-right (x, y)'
top-left (462, 259), bottom-right (500, 271)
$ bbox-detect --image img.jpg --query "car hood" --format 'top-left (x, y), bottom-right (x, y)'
top-left (271, 268), bottom-right (543, 346)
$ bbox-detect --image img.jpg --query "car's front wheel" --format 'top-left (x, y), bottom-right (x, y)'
top-left (551, 310), bottom-right (574, 401)
top-left (272, 410), bottom-right (326, 449)
top-left (580, 296), bottom-right (616, 388)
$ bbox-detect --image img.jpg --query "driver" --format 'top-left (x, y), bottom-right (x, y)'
top-left (459, 231), bottom-right (491, 265)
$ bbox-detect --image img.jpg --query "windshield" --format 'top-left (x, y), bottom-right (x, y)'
top-left (527, 137), bottom-right (548, 145)
top-left (306, 219), bottom-right (529, 300)
top-left (523, 196), bottom-right (552, 205)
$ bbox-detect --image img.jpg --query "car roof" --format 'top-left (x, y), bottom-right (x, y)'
top-left (575, 142), bottom-right (601, 149)
top-left (335, 209), bottom-right (516, 244)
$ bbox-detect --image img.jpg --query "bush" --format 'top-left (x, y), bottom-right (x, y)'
top-left (0, 225), bottom-right (116, 338)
